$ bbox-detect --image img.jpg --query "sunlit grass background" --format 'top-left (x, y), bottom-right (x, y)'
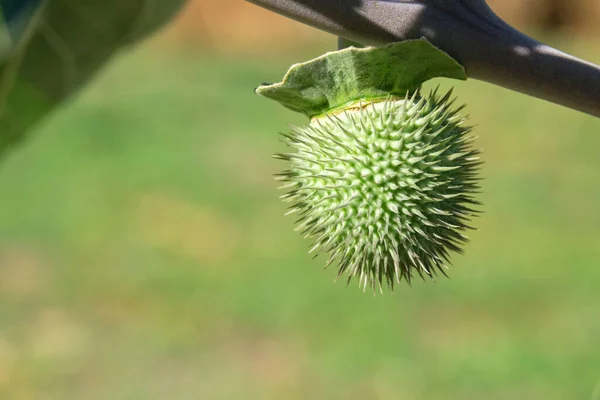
top-left (0, 4), bottom-right (600, 399)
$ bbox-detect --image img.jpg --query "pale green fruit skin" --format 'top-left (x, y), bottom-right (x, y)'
top-left (276, 90), bottom-right (481, 291)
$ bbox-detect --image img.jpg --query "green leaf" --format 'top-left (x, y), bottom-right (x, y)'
top-left (256, 38), bottom-right (467, 118)
top-left (0, 0), bottom-right (187, 155)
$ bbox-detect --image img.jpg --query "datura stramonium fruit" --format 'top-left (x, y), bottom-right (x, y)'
top-left (257, 39), bottom-right (482, 292)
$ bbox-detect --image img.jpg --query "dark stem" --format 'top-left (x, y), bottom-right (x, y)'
top-left (246, 0), bottom-right (600, 118)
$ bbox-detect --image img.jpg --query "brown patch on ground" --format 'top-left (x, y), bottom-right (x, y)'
top-left (158, 0), bottom-right (328, 53)
top-left (134, 193), bottom-right (240, 263)
top-left (0, 337), bottom-right (16, 388)
top-left (474, 0), bottom-right (600, 36)
top-left (27, 308), bottom-right (88, 360)
top-left (91, 296), bottom-right (146, 326)
top-left (487, 0), bottom-right (543, 30)
top-left (0, 247), bottom-right (48, 297)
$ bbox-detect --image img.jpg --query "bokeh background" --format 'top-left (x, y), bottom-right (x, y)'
top-left (0, 1), bottom-right (599, 399)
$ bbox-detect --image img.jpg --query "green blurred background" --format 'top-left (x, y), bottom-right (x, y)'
top-left (0, 1), bottom-right (599, 399)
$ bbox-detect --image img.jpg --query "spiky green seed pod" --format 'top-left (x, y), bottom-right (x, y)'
top-left (277, 90), bottom-right (480, 290)
top-left (258, 39), bottom-right (482, 291)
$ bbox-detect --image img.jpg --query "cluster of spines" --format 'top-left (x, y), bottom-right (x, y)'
top-left (275, 89), bottom-right (481, 292)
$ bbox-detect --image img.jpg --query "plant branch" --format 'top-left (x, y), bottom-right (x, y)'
top-left (246, 0), bottom-right (600, 118)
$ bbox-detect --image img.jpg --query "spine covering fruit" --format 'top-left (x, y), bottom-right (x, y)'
top-left (257, 39), bottom-right (482, 292)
